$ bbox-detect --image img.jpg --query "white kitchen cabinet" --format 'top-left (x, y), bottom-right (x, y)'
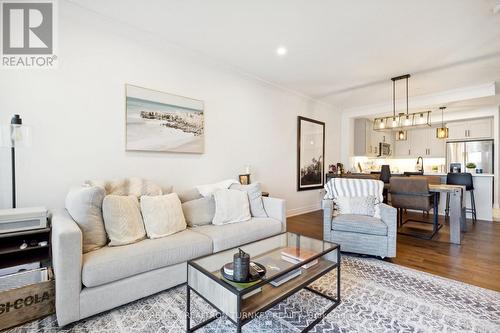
top-left (447, 118), bottom-right (492, 140)
top-left (354, 118), bottom-right (394, 157)
top-left (354, 119), bottom-right (375, 156)
top-left (394, 134), bottom-right (411, 157)
top-left (447, 122), bottom-right (468, 140)
top-left (409, 129), bottom-right (428, 157)
top-left (426, 128), bottom-right (446, 157)
top-left (393, 127), bottom-right (445, 158)
top-left (467, 118), bottom-right (492, 139)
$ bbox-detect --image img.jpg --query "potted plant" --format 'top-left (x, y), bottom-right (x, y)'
top-left (466, 162), bottom-right (476, 173)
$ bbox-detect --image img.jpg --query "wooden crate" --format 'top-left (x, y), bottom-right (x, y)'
top-left (0, 270), bottom-right (55, 331)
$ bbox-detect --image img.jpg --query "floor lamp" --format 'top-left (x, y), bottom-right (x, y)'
top-left (1, 114), bottom-right (31, 208)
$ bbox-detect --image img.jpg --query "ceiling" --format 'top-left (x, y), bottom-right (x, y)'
top-left (70, 0), bottom-right (500, 109)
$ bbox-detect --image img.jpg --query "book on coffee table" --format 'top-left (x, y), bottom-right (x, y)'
top-left (281, 247), bottom-right (318, 269)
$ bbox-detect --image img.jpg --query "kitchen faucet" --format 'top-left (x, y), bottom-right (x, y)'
top-left (416, 156), bottom-right (424, 173)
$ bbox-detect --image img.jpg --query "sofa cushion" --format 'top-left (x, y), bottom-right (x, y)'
top-left (102, 195), bottom-right (146, 246)
top-left (230, 183), bottom-right (268, 218)
top-left (182, 197), bottom-right (215, 227)
top-left (65, 185), bottom-right (107, 253)
top-left (86, 177), bottom-right (163, 197)
top-left (140, 193), bottom-right (186, 239)
top-left (212, 189), bottom-right (251, 225)
top-left (332, 214), bottom-right (387, 236)
top-left (178, 188), bottom-right (203, 203)
top-left (192, 218), bottom-right (282, 252)
top-left (82, 229), bottom-right (212, 287)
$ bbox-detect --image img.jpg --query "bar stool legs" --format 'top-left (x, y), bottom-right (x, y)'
top-left (470, 190), bottom-right (477, 223)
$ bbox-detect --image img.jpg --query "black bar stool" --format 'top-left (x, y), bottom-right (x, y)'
top-left (445, 172), bottom-right (477, 223)
top-left (380, 165), bottom-right (391, 204)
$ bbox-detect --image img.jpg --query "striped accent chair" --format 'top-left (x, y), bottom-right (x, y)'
top-left (323, 178), bottom-right (397, 258)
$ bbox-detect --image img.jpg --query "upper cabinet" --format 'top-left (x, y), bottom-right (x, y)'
top-left (354, 119), bottom-right (393, 157)
top-left (447, 118), bottom-right (492, 141)
top-left (393, 127), bottom-right (445, 158)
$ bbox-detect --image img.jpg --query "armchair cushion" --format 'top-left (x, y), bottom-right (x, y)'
top-left (332, 214), bottom-right (387, 236)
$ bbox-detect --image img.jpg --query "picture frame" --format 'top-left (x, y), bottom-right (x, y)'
top-left (239, 174), bottom-right (250, 185)
top-left (297, 116), bottom-right (325, 191)
top-left (125, 84), bottom-right (204, 153)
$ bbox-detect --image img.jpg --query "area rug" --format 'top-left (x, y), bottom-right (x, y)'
top-left (7, 256), bottom-right (500, 332)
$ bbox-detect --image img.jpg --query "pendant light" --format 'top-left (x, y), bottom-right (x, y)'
top-left (396, 76), bottom-right (409, 141)
top-left (374, 74), bottom-right (432, 131)
top-left (436, 106), bottom-right (449, 139)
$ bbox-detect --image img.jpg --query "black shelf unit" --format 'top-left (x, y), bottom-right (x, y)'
top-left (0, 227), bottom-right (51, 271)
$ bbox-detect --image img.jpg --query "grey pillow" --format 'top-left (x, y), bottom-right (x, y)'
top-left (178, 188), bottom-right (203, 203)
top-left (65, 186), bottom-right (107, 253)
top-left (230, 183), bottom-right (268, 218)
top-left (182, 197), bottom-right (215, 227)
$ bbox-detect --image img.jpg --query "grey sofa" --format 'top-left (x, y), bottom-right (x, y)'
top-left (322, 200), bottom-right (397, 258)
top-left (51, 196), bottom-right (286, 326)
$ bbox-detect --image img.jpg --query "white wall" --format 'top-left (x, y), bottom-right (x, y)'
top-left (0, 2), bottom-right (341, 215)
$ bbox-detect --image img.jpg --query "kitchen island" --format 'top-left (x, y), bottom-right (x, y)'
top-left (424, 173), bottom-right (494, 222)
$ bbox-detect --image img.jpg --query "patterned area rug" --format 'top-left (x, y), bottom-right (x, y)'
top-left (7, 256), bottom-right (500, 332)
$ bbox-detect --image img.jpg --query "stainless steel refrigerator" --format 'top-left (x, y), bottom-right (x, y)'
top-left (446, 140), bottom-right (494, 173)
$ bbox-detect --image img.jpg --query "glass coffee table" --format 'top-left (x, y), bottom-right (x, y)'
top-left (186, 232), bottom-right (340, 332)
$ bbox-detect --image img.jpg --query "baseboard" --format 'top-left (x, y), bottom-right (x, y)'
top-left (287, 203), bottom-right (321, 217)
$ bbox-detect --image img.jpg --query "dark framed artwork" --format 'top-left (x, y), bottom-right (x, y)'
top-left (297, 116), bottom-right (325, 191)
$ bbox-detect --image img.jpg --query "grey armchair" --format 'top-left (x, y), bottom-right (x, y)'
top-left (322, 200), bottom-right (397, 258)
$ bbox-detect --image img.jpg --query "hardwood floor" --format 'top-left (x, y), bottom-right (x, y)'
top-left (287, 210), bottom-right (500, 291)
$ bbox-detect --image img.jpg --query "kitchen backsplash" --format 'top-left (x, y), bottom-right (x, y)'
top-left (351, 157), bottom-right (446, 174)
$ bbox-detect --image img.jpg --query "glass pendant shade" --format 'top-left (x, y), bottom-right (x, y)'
top-left (436, 127), bottom-right (449, 139)
top-left (396, 130), bottom-right (407, 141)
top-left (0, 124), bottom-right (31, 148)
top-left (402, 114), bottom-right (413, 126)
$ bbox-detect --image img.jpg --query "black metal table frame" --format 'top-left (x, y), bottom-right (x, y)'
top-left (186, 239), bottom-right (341, 333)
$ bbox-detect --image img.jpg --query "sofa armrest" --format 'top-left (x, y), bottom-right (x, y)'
top-left (263, 197), bottom-right (286, 232)
top-left (322, 199), bottom-right (334, 241)
top-left (379, 203), bottom-right (397, 257)
top-left (51, 209), bottom-right (83, 326)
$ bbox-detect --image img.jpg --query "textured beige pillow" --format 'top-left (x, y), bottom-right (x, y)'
top-left (102, 195), bottom-right (146, 246)
top-left (140, 193), bottom-right (187, 239)
top-left (86, 177), bottom-right (163, 197)
top-left (65, 185), bottom-right (107, 253)
top-left (212, 189), bottom-right (251, 225)
top-left (334, 195), bottom-right (379, 217)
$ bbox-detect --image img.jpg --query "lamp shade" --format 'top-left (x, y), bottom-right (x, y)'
top-left (436, 127), bottom-right (449, 139)
top-left (0, 115), bottom-right (31, 148)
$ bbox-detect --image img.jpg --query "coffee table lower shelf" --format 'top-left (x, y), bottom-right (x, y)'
top-left (186, 259), bottom-right (341, 333)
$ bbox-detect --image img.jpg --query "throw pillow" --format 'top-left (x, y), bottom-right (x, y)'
top-left (140, 193), bottom-right (187, 239)
top-left (86, 177), bottom-right (163, 197)
top-left (334, 196), bottom-right (379, 217)
top-left (177, 188), bottom-right (203, 203)
top-left (102, 195), bottom-right (146, 246)
top-left (65, 185), bottom-right (107, 253)
top-left (212, 189), bottom-right (251, 225)
top-left (182, 197), bottom-right (215, 227)
top-left (229, 183), bottom-right (268, 218)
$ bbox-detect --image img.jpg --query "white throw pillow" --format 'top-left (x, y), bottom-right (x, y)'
top-left (140, 193), bottom-right (187, 239)
top-left (212, 189), bottom-right (251, 225)
top-left (65, 185), bottom-right (107, 253)
top-left (102, 195), bottom-right (146, 246)
top-left (229, 183), bottom-right (268, 218)
top-left (334, 195), bottom-right (380, 217)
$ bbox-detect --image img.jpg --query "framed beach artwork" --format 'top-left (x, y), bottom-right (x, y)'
top-left (297, 116), bottom-right (325, 191)
top-left (125, 84), bottom-right (204, 153)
